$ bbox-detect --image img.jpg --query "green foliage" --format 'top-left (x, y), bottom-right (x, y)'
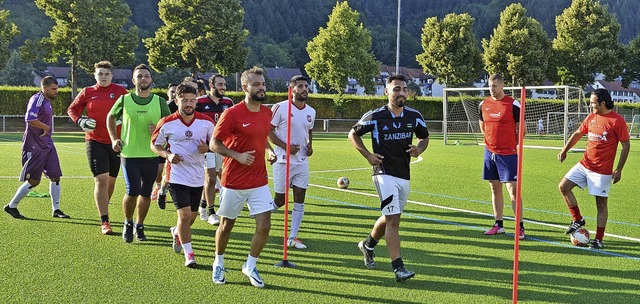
top-left (416, 13), bottom-right (482, 86)
top-left (0, 3), bottom-right (19, 70)
top-left (0, 50), bottom-right (32, 85)
top-left (553, 0), bottom-right (623, 87)
top-left (622, 34), bottom-right (640, 87)
top-left (305, 1), bottom-right (379, 94)
top-left (0, 86), bottom-right (74, 115)
top-left (482, 3), bottom-right (553, 86)
top-left (144, 0), bottom-right (249, 76)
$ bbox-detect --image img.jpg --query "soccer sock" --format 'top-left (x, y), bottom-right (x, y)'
top-left (595, 226), bottom-right (606, 241)
top-left (100, 214), bottom-right (109, 223)
top-left (135, 223), bottom-right (144, 230)
top-left (391, 258), bottom-right (404, 271)
top-left (213, 254), bottom-right (224, 268)
top-left (182, 242), bottom-right (193, 257)
top-left (200, 200), bottom-right (207, 209)
top-left (495, 220), bottom-right (504, 228)
top-left (364, 234), bottom-right (378, 250)
top-left (290, 202), bottom-right (304, 239)
top-left (519, 222), bottom-right (525, 230)
top-left (568, 206), bottom-right (582, 222)
top-left (246, 254), bottom-right (258, 270)
top-left (158, 185), bottom-right (166, 196)
top-left (8, 182), bottom-right (33, 208)
top-left (207, 205), bottom-right (216, 215)
top-left (50, 181), bottom-right (61, 211)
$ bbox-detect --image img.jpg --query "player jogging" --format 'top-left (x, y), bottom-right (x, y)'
top-left (558, 88), bottom-right (629, 249)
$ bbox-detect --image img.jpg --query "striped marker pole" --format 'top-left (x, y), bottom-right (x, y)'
top-left (512, 86), bottom-right (526, 303)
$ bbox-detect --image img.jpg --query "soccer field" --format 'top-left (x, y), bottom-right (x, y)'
top-left (0, 132), bottom-right (638, 303)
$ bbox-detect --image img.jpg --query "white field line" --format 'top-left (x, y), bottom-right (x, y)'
top-left (310, 156), bottom-right (423, 173)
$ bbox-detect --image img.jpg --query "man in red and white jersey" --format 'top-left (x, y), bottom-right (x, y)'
top-left (478, 73), bottom-right (526, 239)
top-left (196, 74), bottom-right (234, 225)
top-left (209, 66), bottom-right (276, 288)
top-left (269, 75), bottom-right (316, 249)
top-left (558, 88), bottom-right (630, 249)
top-left (152, 83), bottom-right (214, 268)
top-left (67, 61), bottom-right (128, 235)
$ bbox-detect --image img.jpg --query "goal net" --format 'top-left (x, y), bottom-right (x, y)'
top-left (629, 115), bottom-right (640, 139)
top-left (443, 85), bottom-right (587, 149)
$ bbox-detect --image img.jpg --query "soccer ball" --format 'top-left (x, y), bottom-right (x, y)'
top-left (570, 227), bottom-right (590, 247)
top-left (337, 177), bottom-right (349, 189)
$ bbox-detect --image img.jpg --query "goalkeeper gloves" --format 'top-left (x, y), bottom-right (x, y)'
top-left (78, 117), bottom-right (97, 132)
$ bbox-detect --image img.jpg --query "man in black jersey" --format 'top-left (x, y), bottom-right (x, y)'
top-left (349, 74), bottom-right (429, 282)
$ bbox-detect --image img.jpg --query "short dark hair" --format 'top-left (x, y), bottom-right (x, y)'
top-left (592, 88), bottom-right (613, 109)
top-left (289, 75), bottom-right (308, 86)
top-left (94, 61), bottom-right (113, 71)
top-left (241, 66), bottom-right (264, 85)
top-left (41, 76), bottom-right (57, 87)
top-left (489, 73), bottom-right (504, 83)
top-left (387, 74), bottom-right (407, 84)
top-left (209, 74), bottom-right (225, 84)
top-left (133, 64), bottom-right (151, 74)
top-left (197, 79), bottom-right (207, 92)
top-left (167, 83), bottom-right (178, 89)
top-left (176, 82), bottom-right (197, 97)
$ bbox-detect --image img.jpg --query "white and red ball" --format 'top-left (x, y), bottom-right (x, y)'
top-left (337, 176), bottom-right (349, 189)
top-left (570, 227), bottom-right (590, 247)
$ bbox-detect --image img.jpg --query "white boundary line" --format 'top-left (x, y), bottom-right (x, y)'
top-left (309, 183), bottom-right (640, 243)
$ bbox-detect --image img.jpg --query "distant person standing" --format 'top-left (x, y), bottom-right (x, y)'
top-left (152, 83), bottom-right (214, 267)
top-left (196, 74), bottom-right (234, 226)
top-left (67, 61), bottom-right (128, 234)
top-left (4, 76), bottom-right (70, 219)
top-left (349, 74), bottom-right (429, 282)
top-left (479, 73), bottom-right (525, 240)
top-left (268, 75), bottom-right (316, 249)
top-left (107, 64), bottom-right (170, 243)
top-left (537, 118), bottom-right (545, 135)
top-left (558, 88), bottom-right (629, 249)
top-left (209, 67), bottom-right (276, 288)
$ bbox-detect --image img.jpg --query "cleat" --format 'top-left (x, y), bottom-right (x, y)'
top-left (287, 237), bottom-right (308, 249)
top-left (484, 224), bottom-right (505, 235)
top-left (242, 262), bottom-right (265, 288)
top-left (199, 205), bottom-right (209, 221)
top-left (518, 228), bottom-right (525, 240)
top-left (170, 226), bottom-right (181, 253)
top-left (157, 194), bottom-right (166, 210)
top-left (565, 218), bottom-right (586, 234)
top-left (212, 265), bottom-right (227, 285)
top-left (185, 252), bottom-right (196, 268)
top-left (394, 266), bottom-right (415, 282)
top-left (207, 213), bottom-right (220, 225)
top-left (101, 222), bottom-right (113, 235)
top-left (52, 209), bottom-right (70, 218)
top-left (589, 239), bottom-right (604, 250)
top-left (134, 225), bottom-right (147, 241)
top-left (151, 186), bottom-right (159, 200)
top-left (4, 205), bottom-right (25, 219)
top-left (357, 241), bottom-right (375, 269)
top-left (122, 222), bottom-right (134, 243)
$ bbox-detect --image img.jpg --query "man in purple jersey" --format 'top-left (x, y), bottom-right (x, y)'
top-left (4, 76), bottom-right (69, 219)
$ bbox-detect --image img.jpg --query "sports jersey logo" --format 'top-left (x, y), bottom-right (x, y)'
top-left (407, 123), bottom-right (413, 128)
top-left (307, 115), bottom-right (312, 123)
top-left (28, 112), bottom-right (38, 118)
top-left (242, 123), bottom-right (251, 127)
top-left (110, 93), bottom-right (115, 99)
top-left (489, 112), bottom-right (501, 118)
top-left (383, 125), bottom-right (389, 131)
top-left (393, 122), bottom-right (402, 129)
top-left (383, 132), bottom-right (412, 141)
top-left (185, 130), bottom-right (193, 139)
top-left (587, 131), bottom-right (608, 142)
top-left (205, 105), bottom-right (210, 110)
top-left (91, 96), bottom-right (98, 100)
top-left (222, 105), bottom-right (228, 111)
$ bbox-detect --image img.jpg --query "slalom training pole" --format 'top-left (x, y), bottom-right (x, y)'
top-left (275, 86), bottom-right (296, 267)
top-left (512, 86), bottom-right (526, 303)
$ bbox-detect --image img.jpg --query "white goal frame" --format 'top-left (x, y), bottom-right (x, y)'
top-left (443, 85), bottom-right (584, 148)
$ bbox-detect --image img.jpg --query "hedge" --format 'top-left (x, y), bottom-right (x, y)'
top-left (2, 85), bottom-right (640, 120)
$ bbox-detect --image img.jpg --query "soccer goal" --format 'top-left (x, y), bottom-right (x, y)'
top-left (442, 85), bottom-right (586, 149)
top-left (629, 115), bottom-right (640, 139)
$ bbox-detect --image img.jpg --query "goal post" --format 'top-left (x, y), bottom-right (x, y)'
top-left (443, 85), bottom-right (586, 149)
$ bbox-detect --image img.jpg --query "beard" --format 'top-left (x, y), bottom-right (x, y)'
top-left (392, 96), bottom-right (406, 107)
top-left (251, 90), bottom-right (267, 102)
top-left (294, 92), bottom-right (308, 102)
top-left (180, 107), bottom-right (194, 116)
top-left (137, 82), bottom-right (151, 91)
top-left (213, 89), bottom-right (225, 98)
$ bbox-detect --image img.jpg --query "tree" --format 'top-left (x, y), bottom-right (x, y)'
top-left (144, 0), bottom-right (249, 77)
top-left (27, 0), bottom-right (137, 99)
top-left (0, 50), bottom-right (33, 86)
top-left (482, 3), bottom-right (552, 86)
top-left (622, 34), bottom-right (640, 87)
top-left (416, 13), bottom-right (482, 87)
top-left (553, 0), bottom-right (623, 88)
top-left (305, 1), bottom-right (379, 94)
top-left (0, 2), bottom-right (19, 70)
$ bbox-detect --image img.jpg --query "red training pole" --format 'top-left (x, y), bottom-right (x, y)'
top-left (512, 86), bottom-right (526, 303)
top-left (282, 86), bottom-right (293, 261)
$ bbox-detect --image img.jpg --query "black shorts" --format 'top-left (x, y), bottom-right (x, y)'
top-left (121, 157), bottom-right (158, 197)
top-left (169, 183), bottom-right (203, 212)
top-left (86, 140), bottom-right (120, 177)
top-left (158, 156), bottom-right (166, 164)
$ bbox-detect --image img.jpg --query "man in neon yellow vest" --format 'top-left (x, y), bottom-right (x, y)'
top-left (107, 64), bottom-right (170, 243)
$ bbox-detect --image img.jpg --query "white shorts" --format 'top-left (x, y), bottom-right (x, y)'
top-left (217, 185), bottom-right (275, 219)
top-left (372, 174), bottom-right (410, 215)
top-left (272, 162), bottom-right (309, 194)
top-left (564, 162), bottom-right (612, 197)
